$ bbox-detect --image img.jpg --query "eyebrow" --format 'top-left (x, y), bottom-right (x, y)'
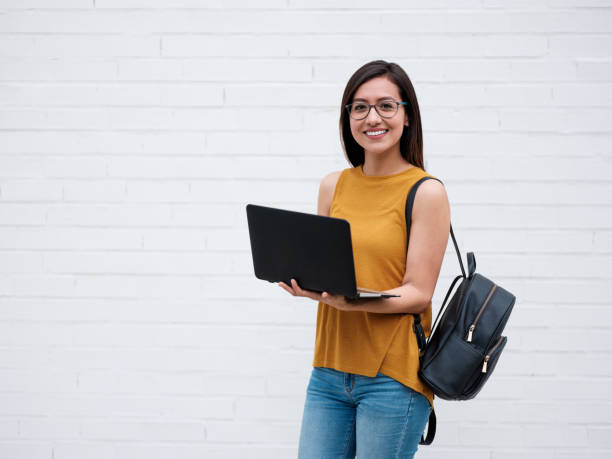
top-left (352, 96), bottom-right (397, 102)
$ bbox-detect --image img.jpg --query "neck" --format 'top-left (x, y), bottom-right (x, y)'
top-left (361, 150), bottom-right (412, 176)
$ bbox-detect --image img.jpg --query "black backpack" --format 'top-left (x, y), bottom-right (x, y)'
top-left (405, 177), bottom-right (516, 445)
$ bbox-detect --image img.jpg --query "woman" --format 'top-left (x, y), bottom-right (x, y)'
top-left (279, 60), bottom-right (450, 458)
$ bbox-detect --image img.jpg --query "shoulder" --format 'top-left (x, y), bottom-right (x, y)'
top-left (413, 177), bottom-right (450, 217)
top-left (320, 170), bottom-right (343, 192)
top-left (415, 177), bottom-right (447, 201)
top-left (317, 170), bottom-right (343, 216)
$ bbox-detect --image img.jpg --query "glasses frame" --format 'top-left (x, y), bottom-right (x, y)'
top-left (345, 99), bottom-right (408, 120)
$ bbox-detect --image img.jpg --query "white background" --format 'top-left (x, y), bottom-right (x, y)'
top-left (1, 0), bottom-right (611, 458)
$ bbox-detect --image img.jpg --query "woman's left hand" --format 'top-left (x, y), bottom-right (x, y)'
top-left (278, 278), bottom-right (359, 311)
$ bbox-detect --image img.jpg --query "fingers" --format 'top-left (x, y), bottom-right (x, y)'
top-left (290, 279), bottom-right (320, 300)
top-left (290, 279), bottom-right (314, 297)
top-left (278, 281), bottom-right (296, 296)
top-left (290, 278), bottom-right (303, 294)
top-left (279, 279), bottom-right (324, 303)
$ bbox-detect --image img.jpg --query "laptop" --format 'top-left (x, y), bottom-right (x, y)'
top-left (246, 204), bottom-right (399, 299)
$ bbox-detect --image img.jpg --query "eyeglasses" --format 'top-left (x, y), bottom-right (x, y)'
top-left (345, 99), bottom-right (407, 120)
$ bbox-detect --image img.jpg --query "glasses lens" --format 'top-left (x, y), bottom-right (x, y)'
top-left (349, 103), bottom-right (369, 119)
top-left (375, 100), bottom-right (398, 118)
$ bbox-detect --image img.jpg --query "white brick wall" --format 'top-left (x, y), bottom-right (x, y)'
top-left (0, 1), bottom-right (611, 458)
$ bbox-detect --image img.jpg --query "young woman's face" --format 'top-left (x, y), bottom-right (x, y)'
top-left (348, 76), bottom-right (409, 159)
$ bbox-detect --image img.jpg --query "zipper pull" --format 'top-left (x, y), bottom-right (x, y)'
top-left (467, 325), bottom-right (475, 342)
top-left (482, 355), bottom-right (490, 373)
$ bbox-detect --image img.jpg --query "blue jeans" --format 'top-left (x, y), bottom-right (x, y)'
top-left (298, 367), bottom-right (431, 459)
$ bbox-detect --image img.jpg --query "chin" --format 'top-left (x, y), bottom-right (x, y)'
top-left (364, 143), bottom-right (395, 156)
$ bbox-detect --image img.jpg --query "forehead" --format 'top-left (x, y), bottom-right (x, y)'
top-left (353, 76), bottom-right (401, 101)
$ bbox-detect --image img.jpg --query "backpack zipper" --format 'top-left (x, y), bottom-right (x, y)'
top-left (481, 336), bottom-right (504, 373)
top-left (466, 284), bottom-right (497, 342)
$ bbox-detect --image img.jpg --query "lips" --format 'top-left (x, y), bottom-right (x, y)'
top-left (364, 129), bottom-right (388, 138)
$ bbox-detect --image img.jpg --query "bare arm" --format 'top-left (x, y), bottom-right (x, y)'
top-left (317, 170), bottom-right (342, 217)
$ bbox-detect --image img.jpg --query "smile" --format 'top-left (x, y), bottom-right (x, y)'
top-left (365, 129), bottom-right (388, 138)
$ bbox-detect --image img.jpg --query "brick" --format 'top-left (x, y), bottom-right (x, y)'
top-left (70, 274), bottom-right (203, 299)
top-left (509, 305), bottom-right (612, 329)
top-left (190, 180), bottom-right (316, 204)
top-left (522, 424), bottom-right (589, 448)
top-left (141, 228), bottom-right (206, 250)
top-left (429, 132), bottom-right (612, 156)
top-left (0, 228), bottom-right (142, 250)
top-left (384, 11), bottom-right (612, 33)
top-left (556, 452), bottom-right (612, 459)
top-left (420, 450), bottom-right (489, 459)
top-left (550, 36), bottom-right (612, 58)
top-left (588, 427), bottom-right (612, 447)
top-left (0, 11), bottom-right (377, 34)
top-left (44, 203), bottom-right (173, 226)
top-left (434, 156), bottom-right (612, 181)
top-left (0, 132), bottom-right (204, 155)
top-left (81, 420), bottom-right (205, 441)
top-left (205, 420), bottom-right (299, 443)
top-left (235, 396), bottom-right (303, 421)
top-left (162, 36), bottom-right (287, 58)
top-left (52, 444), bottom-right (117, 459)
top-left (0, 445), bottom-right (50, 459)
top-left (0, 297), bottom-right (315, 325)
top-left (225, 84), bottom-right (340, 107)
top-left (442, 59), bottom-right (512, 82)
top-left (181, 59), bottom-right (312, 83)
top-left (0, 83), bottom-right (223, 107)
top-left (1, 180), bottom-right (63, 201)
top-left (500, 108), bottom-right (612, 133)
top-left (77, 370), bottom-right (201, 395)
top-left (97, 0), bottom-right (285, 7)
top-left (42, 251), bottom-right (234, 275)
top-left (0, 252), bottom-right (43, 274)
top-left (0, 58), bottom-right (117, 81)
top-left (107, 157), bottom-right (337, 180)
top-left (0, 393), bottom-right (234, 419)
top-left (577, 60), bottom-right (612, 82)
top-left (0, 156), bottom-right (44, 178)
top-left (491, 451), bottom-right (554, 459)
top-left (289, 34), bottom-right (421, 58)
top-left (510, 59), bottom-right (577, 81)
top-left (553, 83), bottom-right (612, 106)
top-left (447, 182), bottom-right (612, 206)
top-left (63, 180), bottom-right (126, 202)
top-left (265, 373), bottom-right (309, 396)
top-left (0, 36), bottom-right (159, 58)
top-left (0, 0), bottom-right (91, 6)
top-left (469, 253), bottom-right (612, 280)
top-left (289, 0), bottom-right (481, 8)
top-left (18, 419), bottom-right (81, 439)
top-left (0, 420), bottom-right (18, 438)
top-left (594, 231), bottom-right (612, 252)
top-left (0, 369), bottom-right (76, 392)
top-left (0, 203), bottom-right (47, 225)
top-left (115, 444), bottom-right (239, 459)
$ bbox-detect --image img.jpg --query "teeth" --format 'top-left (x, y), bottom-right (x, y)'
top-left (366, 130), bottom-right (387, 136)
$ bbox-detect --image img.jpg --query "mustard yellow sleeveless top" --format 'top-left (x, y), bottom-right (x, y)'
top-left (313, 164), bottom-right (435, 405)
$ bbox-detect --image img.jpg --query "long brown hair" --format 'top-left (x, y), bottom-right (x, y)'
top-left (339, 60), bottom-right (424, 170)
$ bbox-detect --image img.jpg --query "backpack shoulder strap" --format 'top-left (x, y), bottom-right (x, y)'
top-left (404, 176), bottom-right (464, 277)
top-left (420, 409), bottom-right (436, 446)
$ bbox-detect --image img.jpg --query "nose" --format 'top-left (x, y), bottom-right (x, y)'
top-left (365, 105), bottom-right (382, 124)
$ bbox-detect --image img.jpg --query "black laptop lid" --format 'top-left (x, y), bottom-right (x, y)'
top-left (246, 204), bottom-right (358, 298)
